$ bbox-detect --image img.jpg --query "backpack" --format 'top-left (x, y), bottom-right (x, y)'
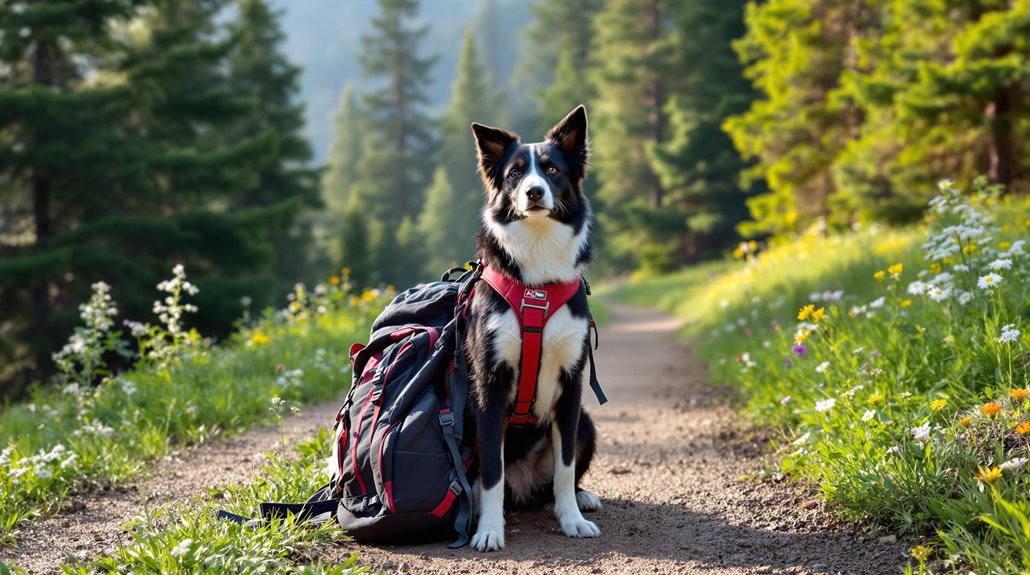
top-left (220, 267), bottom-right (480, 547)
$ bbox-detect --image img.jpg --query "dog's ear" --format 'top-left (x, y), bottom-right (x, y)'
top-left (471, 122), bottom-right (519, 187)
top-left (546, 105), bottom-right (589, 177)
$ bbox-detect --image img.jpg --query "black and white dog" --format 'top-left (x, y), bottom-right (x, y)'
top-left (464, 106), bottom-right (600, 551)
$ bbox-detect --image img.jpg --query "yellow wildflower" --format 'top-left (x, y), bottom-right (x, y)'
top-left (793, 329), bottom-right (810, 346)
top-left (910, 545), bottom-right (931, 563)
top-left (975, 465), bottom-right (1002, 486)
top-left (797, 304), bottom-right (815, 321)
top-left (329, 276), bottom-right (341, 286)
top-left (958, 416), bottom-right (973, 427)
top-left (748, 240), bottom-right (758, 251)
top-left (341, 267), bottom-right (351, 277)
top-left (1015, 422), bottom-right (1030, 436)
top-left (361, 290), bottom-right (376, 303)
top-left (874, 270), bottom-right (886, 281)
top-left (942, 257), bottom-right (955, 266)
top-left (930, 399), bottom-right (947, 412)
top-left (901, 299), bottom-right (912, 308)
top-left (888, 263), bottom-right (903, 277)
top-left (929, 262), bottom-right (942, 275)
top-left (999, 242), bottom-right (1011, 251)
top-left (1009, 389), bottom-right (1029, 404)
top-left (962, 244), bottom-right (977, 255)
top-left (981, 402), bottom-right (1004, 419)
top-left (810, 307), bottom-right (825, 323)
top-left (732, 247), bottom-right (744, 260)
top-left (867, 394), bottom-right (884, 406)
top-left (250, 331), bottom-right (270, 346)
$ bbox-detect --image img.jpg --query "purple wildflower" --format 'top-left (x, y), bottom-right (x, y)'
top-left (792, 344), bottom-right (807, 357)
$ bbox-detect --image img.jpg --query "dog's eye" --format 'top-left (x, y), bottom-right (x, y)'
top-left (508, 169), bottom-right (521, 180)
top-left (547, 166), bottom-right (559, 175)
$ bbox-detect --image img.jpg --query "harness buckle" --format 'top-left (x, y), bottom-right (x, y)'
top-left (519, 299), bottom-right (549, 318)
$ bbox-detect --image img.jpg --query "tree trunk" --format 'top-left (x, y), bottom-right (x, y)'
top-left (647, 0), bottom-right (665, 208)
top-left (31, 37), bottom-right (54, 378)
top-left (987, 87), bottom-right (1017, 190)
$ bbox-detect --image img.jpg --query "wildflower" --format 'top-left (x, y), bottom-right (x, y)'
top-left (815, 398), bottom-right (836, 413)
top-left (793, 328), bottom-right (811, 345)
top-left (988, 259), bottom-right (1013, 271)
top-left (861, 410), bottom-right (875, 422)
top-left (958, 292), bottom-right (973, 305)
top-left (927, 286), bottom-right (950, 302)
top-left (901, 299), bottom-right (912, 308)
top-left (907, 281), bottom-right (927, 295)
top-left (869, 297), bottom-right (886, 309)
top-left (275, 363), bottom-right (285, 374)
top-left (999, 241), bottom-right (1012, 251)
top-left (1015, 422), bottom-right (1030, 436)
top-left (1000, 457), bottom-right (1028, 471)
top-left (910, 545), bottom-right (932, 563)
top-left (999, 325), bottom-right (1021, 344)
top-left (791, 344), bottom-right (807, 357)
top-left (811, 307), bottom-right (825, 322)
top-left (874, 270), bottom-right (886, 281)
top-left (780, 396), bottom-right (791, 405)
top-left (815, 361), bottom-right (830, 374)
top-left (886, 445), bottom-right (901, 456)
top-left (981, 402), bottom-right (1004, 419)
top-left (171, 538), bottom-right (193, 558)
top-left (958, 416), bottom-right (973, 427)
top-left (911, 422), bottom-right (931, 444)
top-left (797, 304), bottom-right (815, 321)
top-left (977, 273), bottom-right (1003, 290)
top-left (867, 394), bottom-right (884, 406)
top-left (929, 262), bottom-right (942, 275)
top-left (975, 466), bottom-right (1002, 486)
top-left (270, 396), bottom-right (285, 407)
top-left (930, 399), bottom-right (947, 412)
top-left (250, 332), bottom-right (270, 346)
top-left (888, 263), bottom-right (903, 278)
top-left (329, 276), bottom-right (341, 286)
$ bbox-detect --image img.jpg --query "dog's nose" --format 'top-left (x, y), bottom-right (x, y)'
top-left (526, 186), bottom-right (544, 202)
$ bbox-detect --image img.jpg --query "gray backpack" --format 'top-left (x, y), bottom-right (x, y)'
top-left (233, 267), bottom-right (479, 547)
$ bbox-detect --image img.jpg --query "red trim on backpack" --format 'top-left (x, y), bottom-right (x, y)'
top-left (480, 265), bottom-right (581, 425)
top-left (349, 352), bottom-right (382, 495)
top-left (377, 420), bottom-right (400, 513)
top-left (384, 480), bottom-right (395, 513)
top-left (429, 487), bottom-right (458, 518)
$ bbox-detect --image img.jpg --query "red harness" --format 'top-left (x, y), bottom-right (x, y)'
top-left (481, 265), bottom-right (582, 425)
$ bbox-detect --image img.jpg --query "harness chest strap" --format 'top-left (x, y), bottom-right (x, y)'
top-left (480, 265), bottom-right (605, 425)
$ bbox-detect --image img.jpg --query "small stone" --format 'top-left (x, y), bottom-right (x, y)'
top-left (609, 466), bottom-right (632, 475)
top-left (878, 534), bottom-right (897, 544)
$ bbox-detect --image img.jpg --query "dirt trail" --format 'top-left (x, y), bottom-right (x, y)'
top-left (3, 305), bottom-right (907, 575)
top-left (329, 304), bottom-right (907, 575)
top-left (0, 401), bottom-right (345, 574)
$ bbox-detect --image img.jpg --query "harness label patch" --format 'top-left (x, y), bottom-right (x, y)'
top-left (525, 289), bottom-right (546, 300)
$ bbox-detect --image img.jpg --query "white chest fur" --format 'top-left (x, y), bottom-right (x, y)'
top-left (486, 305), bottom-right (588, 422)
top-left (483, 215), bottom-right (589, 285)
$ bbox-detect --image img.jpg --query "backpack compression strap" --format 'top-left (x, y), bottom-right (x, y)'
top-left (481, 265), bottom-right (584, 425)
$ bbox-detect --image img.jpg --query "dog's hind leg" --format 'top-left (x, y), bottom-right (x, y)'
top-left (552, 378), bottom-right (601, 538)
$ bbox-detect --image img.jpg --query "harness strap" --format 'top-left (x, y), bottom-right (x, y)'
top-left (481, 266), bottom-right (582, 425)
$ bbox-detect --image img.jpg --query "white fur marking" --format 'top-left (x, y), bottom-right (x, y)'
top-left (518, 143), bottom-right (553, 214)
top-left (533, 305), bottom-right (588, 422)
top-left (472, 477), bottom-right (506, 551)
top-left (552, 423), bottom-right (600, 538)
top-left (482, 215), bottom-right (589, 285)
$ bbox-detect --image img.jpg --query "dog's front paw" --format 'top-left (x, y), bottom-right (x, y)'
top-left (560, 516), bottom-right (600, 538)
top-left (576, 490), bottom-right (602, 512)
top-left (471, 526), bottom-right (505, 551)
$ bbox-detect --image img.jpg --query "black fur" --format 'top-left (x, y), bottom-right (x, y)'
top-left (464, 106), bottom-right (598, 521)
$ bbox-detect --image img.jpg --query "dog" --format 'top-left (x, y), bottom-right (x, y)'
top-left (463, 105), bottom-right (601, 552)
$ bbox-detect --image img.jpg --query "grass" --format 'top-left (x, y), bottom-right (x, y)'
top-left (613, 180), bottom-right (1030, 574)
top-left (0, 269), bottom-right (385, 550)
top-left (58, 429), bottom-right (369, 575)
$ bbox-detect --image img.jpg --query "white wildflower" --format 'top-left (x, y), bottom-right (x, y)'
top-left (928, 286), bottom-right (950, 302)
top-left (869, 297), bottom-right (886, 309)
top-left (978, 273), bottom-right (1003, 290)
top-left (911, 422), bottom-right (931, 444)
top-left (271, 396), bottom-right (286, 407)
top-left (998, 325), bottom-right (1021, 344)
top-left (958, 292), bottom-right (973, 305)
top-left (906, 281), bottom-right (927, 295)
top-left (988, 259), bottom-right (1013, 271)
top-left (815, 361), bottom-right (830, 374)
top-left (1000, 457), bottom-right (1028, 471)
top-left (815, 398), bottom-right (836, 413)
top-left (861, 410), bottom-right (875, 422)
top-left (170, 538), bottom-right (193, 558)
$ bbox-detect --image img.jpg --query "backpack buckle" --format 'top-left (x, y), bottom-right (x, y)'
top-left (438, 410), bottom-right (454, 427)
top-left (370, 383), bottom-right (383, 404)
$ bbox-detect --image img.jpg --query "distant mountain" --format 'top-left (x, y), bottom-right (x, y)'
top-left (269, 0), bottom-right (532, 163)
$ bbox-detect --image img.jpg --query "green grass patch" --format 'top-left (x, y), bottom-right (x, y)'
top-left (0, 272), bottom-right (384, 548)
top-left (617, 181), bottom-right (1030, 574)
top-left (59, 430), bottom-right (368, 575)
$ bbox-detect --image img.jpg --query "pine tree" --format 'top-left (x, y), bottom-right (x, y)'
top-left (0, 0), bottom-right (143, 391)
top-left (349, 0), bottom-right (437, 287)
top-left (644, 0), bottom-right (759, 268)
top-left (323, 83), bottom-right (363, 216)
top-left (226, 0), bottom-right (319, 296)
top-left (517, 0), bottom-right (603, 134)
top-left (417, 166), bottom-right (462, 274)
top-left (590, 0), bottom-right (678, 268)
top-left (724, 0), bottom-right (872, 236)
top-left (431, 27), bottom-right (505, 275)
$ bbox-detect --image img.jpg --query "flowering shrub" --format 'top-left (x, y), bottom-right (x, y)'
top-left (0, 265), bottom-right (387, 548)
top-left (617, 179), bottom-right (1030, 574)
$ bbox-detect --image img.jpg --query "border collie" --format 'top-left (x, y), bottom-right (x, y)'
top-left (464, 106), bottom-right (600, 551)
